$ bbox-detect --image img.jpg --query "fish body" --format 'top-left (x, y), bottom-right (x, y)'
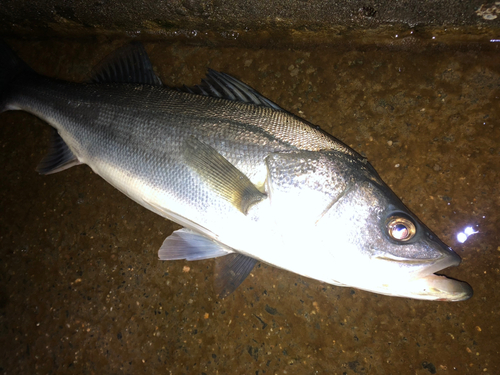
top-left (0, 42), bottom-right (472, 301)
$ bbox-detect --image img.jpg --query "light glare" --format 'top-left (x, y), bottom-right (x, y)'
top-left (464, 226), bottom-right (478, 236)
top-left (457, 232), bottom-right (467, 243)
top-left (456, 226), bottom-right (478, 244)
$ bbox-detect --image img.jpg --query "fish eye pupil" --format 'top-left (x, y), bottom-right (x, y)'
top-left (392, 223), bottom-right (409, 240)
top-left (387, 216), bottom-right (416, 242)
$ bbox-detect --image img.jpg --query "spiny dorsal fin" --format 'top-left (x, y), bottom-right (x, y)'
top-left (92, 42), bottom-right (163, 86)
top-left (178, 69), bottom-right (282, 110)
top-left (36, 129), bottom-right (81, 174)
top-left (183, 137), bottom-right (266, 215)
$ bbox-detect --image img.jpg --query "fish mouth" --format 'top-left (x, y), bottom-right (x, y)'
top-left (404, 273), bottom-right (473, 301)
top-left (372, 248), bottom-right (473, 301)
top-left (373, 271), bottom-right (473, 301)
top-left (410, 250), bottom-right (473, 301)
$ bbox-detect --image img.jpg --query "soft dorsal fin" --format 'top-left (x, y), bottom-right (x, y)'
top-left (183, 137), bottom-right (266, 214)
top-left (36, 129), bottom-right (81, 174)
top-left (178, 69), bottom-right (282, 110)
top-left (92, 42), bottom-right (163, 86)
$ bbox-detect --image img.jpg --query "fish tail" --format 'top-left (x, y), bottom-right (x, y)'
top-left (0, 41), bottom-right (34, 113)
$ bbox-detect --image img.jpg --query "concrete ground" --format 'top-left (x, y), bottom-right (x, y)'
top-left (0, 36), bottom-right (499, 374)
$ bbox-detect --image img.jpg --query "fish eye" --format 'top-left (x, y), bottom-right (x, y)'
top-left (386, 216), bottom-right (416, 241)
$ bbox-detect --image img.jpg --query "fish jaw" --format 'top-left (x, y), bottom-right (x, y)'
top-left (337, 245), bottom-right (473, 301)
top-left (401, 246), bottom-right (473, 301)
top-left (369, 274), bottom-right (473, 301)
top-left (365, 228), bottom-right (474, 300)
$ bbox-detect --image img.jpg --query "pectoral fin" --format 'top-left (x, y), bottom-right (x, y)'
top-left (183, 137), bottom-right (266, 214)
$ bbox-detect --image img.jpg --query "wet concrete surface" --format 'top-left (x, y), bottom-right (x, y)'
top-left (1, 0), bottom-right (498, 37)
top-left (0, 37), bottom-right (499, 374)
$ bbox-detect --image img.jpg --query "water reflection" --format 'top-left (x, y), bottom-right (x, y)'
top-left (456, 225), bottom-right (479, 243)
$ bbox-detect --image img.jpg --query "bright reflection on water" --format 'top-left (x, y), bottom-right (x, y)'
top-left (456, 226), bottom-right (479, 243)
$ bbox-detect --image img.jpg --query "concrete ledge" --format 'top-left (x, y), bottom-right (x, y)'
top-left (1, 0), bottom-right (499, 39)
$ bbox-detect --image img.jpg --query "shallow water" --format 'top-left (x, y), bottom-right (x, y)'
top-left (0, 38), bottom-right (499, 374)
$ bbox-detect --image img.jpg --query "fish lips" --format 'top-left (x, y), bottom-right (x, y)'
top-left (371, 243), bottom-right (472, 301)
top-left (409, 246), bottom-right (473, 301)
top-left (372, 235), bottom-right (461, 276)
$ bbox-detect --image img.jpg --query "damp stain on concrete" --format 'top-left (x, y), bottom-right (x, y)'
top-left (0, 38), bottom-right (498, 374)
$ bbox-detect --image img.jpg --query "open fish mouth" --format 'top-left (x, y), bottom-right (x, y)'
top-left (395, 265), bottom-right (472, 301)
top-left (411, 252), bottom-right (473, 301)
top-left (371, 248), bottom-right (472, 301)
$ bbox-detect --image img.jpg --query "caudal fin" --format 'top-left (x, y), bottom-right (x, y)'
top-left (0, 41), bottom-right (33, 112)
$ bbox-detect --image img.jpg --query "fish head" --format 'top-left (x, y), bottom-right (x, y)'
top-left (315, 162), bottom-right (473, 301)
top-left (266, 151), bottom-right (473, 301)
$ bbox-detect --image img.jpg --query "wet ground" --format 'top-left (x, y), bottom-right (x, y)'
top-left (0, 36), bottom-right (499, 374)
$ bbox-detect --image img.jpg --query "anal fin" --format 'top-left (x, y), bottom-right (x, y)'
top-left (214, 253), bottom-right (258, 298)
top-left (158, 228), bottom-right (258, 298)
top-left (36, 129), bottom-right (81, 175)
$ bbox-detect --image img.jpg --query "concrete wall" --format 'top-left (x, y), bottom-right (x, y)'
top-left (1, 0), bottom-right (499, 39)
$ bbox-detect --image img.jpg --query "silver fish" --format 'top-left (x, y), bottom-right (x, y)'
top-left (0, 42), bottom-right (472, 301)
